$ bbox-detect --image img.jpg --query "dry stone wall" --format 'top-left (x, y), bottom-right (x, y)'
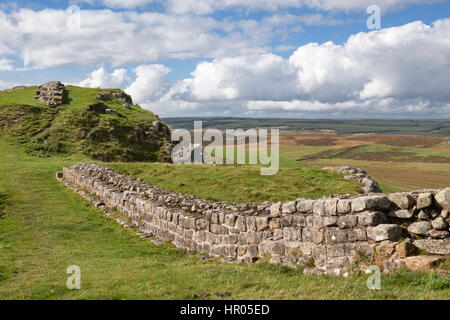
top-left (58, 163), bottom-right (450, 275)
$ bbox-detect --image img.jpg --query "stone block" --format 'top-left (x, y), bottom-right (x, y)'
top-left (367, 224), bottom-right (402, 242)
top-left (282, 201), bottom-right (297, 214)
top-left (357, 211), bottom-right (386, 226)
top-left (337, 199), bottom-right (351, 214)
top-left (388, 193), bottom-right (414, 209)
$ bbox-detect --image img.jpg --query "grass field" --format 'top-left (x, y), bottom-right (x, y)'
top-left (110, 160), bottom-right (360, 204)
top-left (0, 138), bottom-right (449, 300)
top-left (272, 132), bottom-right (450, 193)
top-left (164, 118), bottom-right (450, 137)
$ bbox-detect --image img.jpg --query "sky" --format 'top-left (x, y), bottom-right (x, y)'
top-left (0, 0), bottom-right (449, 119)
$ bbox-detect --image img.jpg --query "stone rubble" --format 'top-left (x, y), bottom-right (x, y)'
top-left (34, 81), bottom-right (65, 107)
top-left (57, 163), bottom-right (450, 275)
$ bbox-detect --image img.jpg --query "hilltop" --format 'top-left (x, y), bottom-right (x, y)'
top-left (0, 82), bottom-right (172, 162)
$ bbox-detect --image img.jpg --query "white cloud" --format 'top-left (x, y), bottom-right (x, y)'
top-left (125, 64), bottom-right (171, 102)
top-left (0, 58), bottom-right (13, 71)
top-left (0, 8), bottom-right (275, 69)
top-left (154, 19), bottom-right (450, 118)
top-left (177, 54), bottom-right (297, 101)
top-left (49, 16), bottom-right (450, 119)
top-left (78, 67), bottom-right (130, 88)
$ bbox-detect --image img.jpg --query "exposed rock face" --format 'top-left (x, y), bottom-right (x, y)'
top-left (57, 163), bottom-right (450, 275)
top-left (88, 102), bottom-right (107, 113)
top-left (96, 90), bottom-right (133, 106)
top-left (322, 166), bottom-right (382, 194)
top-left (34, 81), bottom-right (65, 107)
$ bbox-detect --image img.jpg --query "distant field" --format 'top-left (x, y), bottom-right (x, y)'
top-left (163, 117), bottom-right (450, 137)
top-left (274, 132), bottom-right (450, 192)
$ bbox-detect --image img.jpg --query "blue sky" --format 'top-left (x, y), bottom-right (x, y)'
top-left (1, 0), bottom-right (450, 118)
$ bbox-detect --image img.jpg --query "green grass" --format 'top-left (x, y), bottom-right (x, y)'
top-left (356, 145), bottom-right (450, 159)
top-left (109, 161), bottom-right (361, 204)
top-left (0, 139), bottom-right (449, 300)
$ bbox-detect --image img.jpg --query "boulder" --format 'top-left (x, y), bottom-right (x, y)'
top-left (402, 255), bottom-right (444, 272)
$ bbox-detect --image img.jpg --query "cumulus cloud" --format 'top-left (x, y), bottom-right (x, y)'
top-left (125, 64), bottom-right (171, 102)
top-left (78, 67), bottom-right (130, 88)
top-left (0, 8), bottom-right (274, 69)
top-left (65, 18), bottom-right (450, 119)
top-left (154, 19), bottom-right (450, 118)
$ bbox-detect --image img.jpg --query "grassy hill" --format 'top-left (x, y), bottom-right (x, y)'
top-left (0, 85), bottom-right (172, 162)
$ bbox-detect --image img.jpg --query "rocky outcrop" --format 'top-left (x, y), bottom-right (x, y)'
top-left (58, 164), bottom-right (450, 275)
top-left (34, 81), bottom-right (65, 107)
top-left (96, 90), bottom-right (133, 108)
top-left (322, 166), bottom-right (382, 194)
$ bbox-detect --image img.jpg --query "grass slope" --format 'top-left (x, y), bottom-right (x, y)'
top-left (110, 161), bottom-right (360, 204)
top-left (0, 86), bottom-right (171, 162)
top-left (0, 139), bottom-right (448, 300)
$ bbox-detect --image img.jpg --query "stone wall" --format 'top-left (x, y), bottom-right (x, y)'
top-left (58, 163), bottom-right (450, 275)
